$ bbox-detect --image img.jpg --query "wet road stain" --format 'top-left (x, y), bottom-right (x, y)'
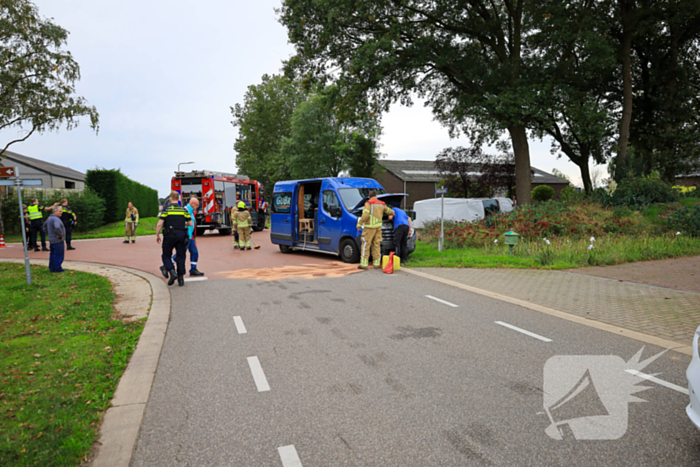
top-left (390, 326), bottom-right (442, 340)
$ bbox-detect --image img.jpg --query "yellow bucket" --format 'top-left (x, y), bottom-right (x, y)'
top-left (381, 254), bottom-right (401, 271)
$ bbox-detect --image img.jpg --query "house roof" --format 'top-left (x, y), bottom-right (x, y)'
top-left (0, 150), bottom-right (85, 181)
top-left (378, 159), bottom-right (569, 185)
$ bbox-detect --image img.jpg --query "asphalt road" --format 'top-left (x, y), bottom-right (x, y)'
top-left (131, 270), bottom-right (700, 466)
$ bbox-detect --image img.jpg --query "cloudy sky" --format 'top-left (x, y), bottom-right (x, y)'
top-left (2, 0), bottom-right (606, 196)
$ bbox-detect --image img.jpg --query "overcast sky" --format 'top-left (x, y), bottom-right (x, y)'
top-left (1, 0), bottom-right (606, 196)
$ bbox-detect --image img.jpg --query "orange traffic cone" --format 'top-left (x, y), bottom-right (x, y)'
top-left (0, 235), bottom-right (6, 248)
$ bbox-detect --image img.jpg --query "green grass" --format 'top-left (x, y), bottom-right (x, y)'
top-left (407, 235), bottom-right (700, 269)
top-left (4, 218), bottom-right (159, 244)
top-left (0, 264), bottom-right (144, 466)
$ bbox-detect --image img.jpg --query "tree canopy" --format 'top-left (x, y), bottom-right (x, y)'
top-left (0, 0), bottom-right (99, 156)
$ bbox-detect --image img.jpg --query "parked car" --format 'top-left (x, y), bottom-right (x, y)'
top-left (270, 177), bottom-right (416, 263)
top-left (686, 325), bottom-right (700, 429)
top-left (413, 197), bottom-right (514, 228)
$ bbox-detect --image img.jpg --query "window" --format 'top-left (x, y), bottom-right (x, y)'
top-left (272, 192), bottom-right (292, 214)
top-left (322, 190), bottom-right (341, 216)
top-left (482, 199), bottom-right (499, 218)
top-left (337, 187), bottom-right (386, 211)
top-left (64, 181), bottom-right (75, 189)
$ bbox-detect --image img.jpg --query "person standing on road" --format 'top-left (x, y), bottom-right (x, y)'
top-left (172, 197), bottom-right (204, 276)
top-left (156, 191), bottom-right (192, 287)
top-left (43, 205), bottom-right (66, 272)
top-left (232, 201), bottom-right (251, 250)
top-left (124, 202), bottom-right (139, 244)
top-left (27, 198), bottom-right (48, 252)
top-left (392, 207), bottom-right (412, 266)
top-left (356, 190), bottom-right (394, 270)
top-left (51, 199), bottom-right (77, 250)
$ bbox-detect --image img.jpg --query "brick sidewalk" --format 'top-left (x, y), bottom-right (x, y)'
top-left (413, 267), bottom-right (700, 345)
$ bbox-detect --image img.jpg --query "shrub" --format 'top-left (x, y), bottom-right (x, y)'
top-left (668, 205), bottom-right (700, 237)
top-left (532, 185), bottom-right (555, 202)
top-left (86, 169), bottom-right (159, 223)
top-left (560, 186), bottom-right (583, 204)
top-left (674, 186), bottom-right (698, 198)
top-left (610, 177), bottom-right (679, 206)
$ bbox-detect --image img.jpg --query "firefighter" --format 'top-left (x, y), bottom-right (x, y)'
top-left (27, 198), bottom-right (48, 252)
top-left (124, 202), bottom-right (139, 243)
top-left (232, 201), bottom-right (251, 250)
top-left (51, 199), bottom-right (77, 250)
top-left (156, 191), bottom-right (192, 286)
top-left (356, 190), bottom-right (394, 269)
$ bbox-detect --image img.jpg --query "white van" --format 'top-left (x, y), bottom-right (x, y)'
top-left (412, 197), bottom-right (514, 228)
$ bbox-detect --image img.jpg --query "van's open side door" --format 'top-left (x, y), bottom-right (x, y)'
top-left (270, 185), bottom-right (294, 245)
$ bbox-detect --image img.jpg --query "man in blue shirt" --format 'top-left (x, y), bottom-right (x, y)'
top-left (171, 197), bottom-right (205, 277)
top-left (393, 207), bottom-right (412, 265)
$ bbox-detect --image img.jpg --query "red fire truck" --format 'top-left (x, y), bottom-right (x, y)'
top-left (171, 170), bottom-right (267, 236)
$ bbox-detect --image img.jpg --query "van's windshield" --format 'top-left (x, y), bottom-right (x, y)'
top-left (338, 187), bottom-right (387, 211)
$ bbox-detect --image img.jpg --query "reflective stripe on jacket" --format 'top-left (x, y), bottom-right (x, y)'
top-left (232, 209), bottom-right (251, 228)
top-left (357, 198), bottom-right (394, 229)
top-left (27, 205), bottom-right (42, 220)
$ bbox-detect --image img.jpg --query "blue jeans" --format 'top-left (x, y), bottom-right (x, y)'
top-left (172, 237), bottom-right (199, 273)
top-left (49, 242), bottom-right (65, 272)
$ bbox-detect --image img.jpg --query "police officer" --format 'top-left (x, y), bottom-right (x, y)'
top-left (232, 201), bottom-right (252, 250)
top-left (156, 191), bottom-right (192, 286)
top-left (26, 198), bottom-right (48, 252)
top-left (51, 199), bottom-right (77, 250)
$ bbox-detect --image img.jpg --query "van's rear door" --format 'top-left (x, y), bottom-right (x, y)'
top-left (270, 183), bottom-right (295, 245)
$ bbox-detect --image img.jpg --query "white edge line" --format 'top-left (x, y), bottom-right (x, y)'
top-left (495, 321), bottom-right (553, 342)
top-left (247, 356), bottom-right (270, 392)
top-left (425, 295), bottom-right (458, 308)
top-left (278, 445), bottom-right (303, 467)
top-left (625, 369), bottom-right (689, 395)
top-left (184, 277), bottom-right (208, 282)
top-left (233, 316), bottom-right (247, 334)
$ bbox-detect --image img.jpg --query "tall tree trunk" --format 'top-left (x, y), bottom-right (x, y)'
top-left (579, 161), bottom-right (593, 194)
top-left (508, 125), bottom-right (532, 205)
top-left (616, 0), bottom-right (634, 182)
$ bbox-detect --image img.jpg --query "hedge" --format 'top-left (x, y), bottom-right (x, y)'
top-left (85, 169), bottom-right (159, 223)
top-left (1, 188), bottom-right (106, 234)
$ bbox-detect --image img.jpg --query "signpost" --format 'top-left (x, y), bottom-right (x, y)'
top-left (0, 167), bottom-right (42, 285)
top-left (436, 187), bottom-right (448, 252)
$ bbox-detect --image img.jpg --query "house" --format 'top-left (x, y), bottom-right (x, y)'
top-left (375, 160), bottom-right (570, 209)
top-left (0, 150), bottom-right (85, 190)
top-left (676, 173), bottom-right (700, 188)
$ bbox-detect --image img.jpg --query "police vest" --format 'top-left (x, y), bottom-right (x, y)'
top-left (159, 205), bottom-right (190, 234)
top-left (27, 205), bottom-right (42, 220)
top-left (61, 206), bottom-right (73, 223)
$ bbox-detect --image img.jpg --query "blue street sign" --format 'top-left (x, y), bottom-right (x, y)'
top-left (436, 188), bottom-right (448, 195)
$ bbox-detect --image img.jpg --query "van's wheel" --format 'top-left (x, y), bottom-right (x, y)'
top-left (339, 239), bottom-right (360, 263)
top-left (279, 245), bottom-right (293, 254)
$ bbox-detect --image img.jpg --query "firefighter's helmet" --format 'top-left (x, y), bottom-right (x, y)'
top-left (237, 201), bottom-right (246, 209)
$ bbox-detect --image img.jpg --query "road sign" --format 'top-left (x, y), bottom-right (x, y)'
top-left (436, 188), bottom-right (448, 195)
top-left (0, 179), bottom-right (42, 186)
top-left (0, 167), bottom-right (17, 177)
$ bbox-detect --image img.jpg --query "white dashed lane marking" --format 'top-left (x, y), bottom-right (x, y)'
top-left (233, 316), bottom-right (247, 334)
top-left (278, 445), bottom-right (303, 467)
top-left (495, 321), bottom-right (553, 342)
top-left (247, 356), bottom-right (270, 392)
top-left (425, 295), bottom-right (458, 308)
top-left (626, 369), bottom-right (689, 395)
top-left (184, 277), bottom-right (208, 282)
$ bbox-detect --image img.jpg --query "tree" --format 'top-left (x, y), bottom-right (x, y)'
top-left (550, 168), bottom-right (571, 184)
top-left (280, 87), bottom-right (382, 179)
top-left (0, 0), bottom-right (99, 156)
top-left (231, 74), bottom-right (307, 190)
top-left (279, 0), bottom-right (551, 204)
top-left (0, 0), bottom-right (98, 236)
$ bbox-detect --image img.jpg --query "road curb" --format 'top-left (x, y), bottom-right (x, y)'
top-left (403, 268), bottom-right (693, 356)
top-left (0, 258), bottom-right (171, 467)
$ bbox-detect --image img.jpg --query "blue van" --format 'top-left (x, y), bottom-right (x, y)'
top-left (270, 177), bottom-right (416, 263)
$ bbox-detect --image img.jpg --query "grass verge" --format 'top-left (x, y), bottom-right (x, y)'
top-left (407, 235), bottom-right (700, 269)
top-left (0, 263), bottom-right (144, 466)
top-left (4, 218), bottom-right (159, 244)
